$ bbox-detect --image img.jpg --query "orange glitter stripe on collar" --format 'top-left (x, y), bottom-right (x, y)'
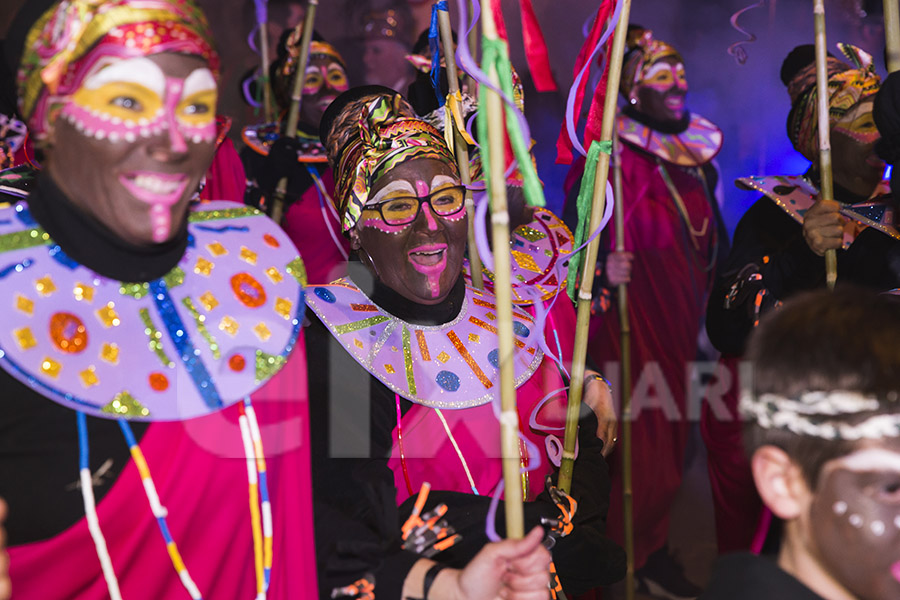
top-left (468, 316), bottom-right (535, 354)
top-left (446, 330), bottom-right (492, 389)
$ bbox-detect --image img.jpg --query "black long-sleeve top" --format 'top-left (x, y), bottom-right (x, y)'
top-left (706, 194), bottom-right (900, 356)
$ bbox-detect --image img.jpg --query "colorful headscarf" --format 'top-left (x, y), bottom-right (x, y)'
top-left (17, 0), bottom-right (219, 140)
top-left (787, 43), bottom-right (881, 162)
top-left (620, 27), bottom-right (682, 100)
top-left (327, 91), bottom-right (458, 231)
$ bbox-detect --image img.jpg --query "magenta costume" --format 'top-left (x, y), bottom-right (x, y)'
top-left (0, 189), bottom-right (318, 599)
top-left (1, 0), bottom-right (318, 596)
top-left (306, 87), bottom-right (624, 598)
top-left (577, 107), bottom-right (726, 569)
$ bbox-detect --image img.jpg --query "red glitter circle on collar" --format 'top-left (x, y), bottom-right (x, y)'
top-left (49, 313), bottom-right (88, 354)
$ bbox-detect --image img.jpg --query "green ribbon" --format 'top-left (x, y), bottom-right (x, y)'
top-left (567, 140), bottom-right (606, 301)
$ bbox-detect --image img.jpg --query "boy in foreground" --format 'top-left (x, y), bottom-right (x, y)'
top-left (701, 287), bottom-right (900, 600)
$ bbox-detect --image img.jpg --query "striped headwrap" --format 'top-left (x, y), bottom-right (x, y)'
top-left (787, 43), bottom-right (881, 162)
top-left (620, 27), bottom-right (682, 101)
top-left (327, 91), bottom-right (458, 231)
top-left (16, 0), bottom-right (218, 140)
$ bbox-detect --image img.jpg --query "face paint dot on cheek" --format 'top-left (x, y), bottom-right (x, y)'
top-left (871, 520), bottom-right (886, 536)
top-left (834, 501), bottom-right (848, 515)
top-left (849, 514), bottom-right (864, 528)
top-left (895, 515), bottom-right (900, 530)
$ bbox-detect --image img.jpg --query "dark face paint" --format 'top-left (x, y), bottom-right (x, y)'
top-left (634, 56), bottom-right (688, 124)
top-left (353, 158), bottom-right (467, 305)
top-left (831, 98), bottom-right (885, 199)
top-left (46, 53), bottom-right (217, 246)
top-left (300, 55), bottom-right (349, 128)
top-left (808, 442), bottom-right (900, 600)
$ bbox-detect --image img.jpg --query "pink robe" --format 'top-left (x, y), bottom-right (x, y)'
top-left (589, 142), bottom-right (718, 569)
top-left (282, 168), bottom-right (350, 285)
top-left (388, 296), bottom-right (578, 505)
top-left (8, 342), bottom-right (318, 599)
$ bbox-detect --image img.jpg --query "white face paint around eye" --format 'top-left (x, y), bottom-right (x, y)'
top-left (82, 56), bottom-right (167, 96)
top-left (181, 68), bottom-right (216, 97)
top-left (368, 179), bottom-right (416, 205)
top-left (832, 448), bottom-right (900, 473)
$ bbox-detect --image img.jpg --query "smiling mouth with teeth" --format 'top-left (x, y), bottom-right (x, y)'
top-left (119, 172), bottom-right (189, 206)
top-left (408, 244), bottom-right (447, 270)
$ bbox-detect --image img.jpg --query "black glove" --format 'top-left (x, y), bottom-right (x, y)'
top-left (540, 405), bottom-right (626, 594)
top-left (396, 405), bottom-right (626, 595)
top-left (257, 136), bottom-right (303, 204)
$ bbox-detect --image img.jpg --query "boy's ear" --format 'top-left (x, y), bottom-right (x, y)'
top-left (751, 445), bottom-right (811, 520)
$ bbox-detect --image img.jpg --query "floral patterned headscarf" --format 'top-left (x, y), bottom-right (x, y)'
top-left (787, 43), bottom-right (881, 161)
top-left (327, 91), bottom-right (458, 231)
top-left (17, 0), bottom-right (218, 140)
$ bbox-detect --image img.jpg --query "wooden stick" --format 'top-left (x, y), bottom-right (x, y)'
top-left (813, 0), bottom-right (837, 290)
top-left (482, 0), bottom-right (523, 540)
top-left (558, 0), bottom-right (632, 492)
top-left (437, 6), bottom-right (484, 289)
top-left (885, 0), bottom-right (900, 73)
top-left (258, 7), bottom-right (275, 123)
top-left (466, 0), bottom-right (479, 92)
top-left (270, 0), bottom-right (318, 225)
top-left (612, 131), bottom-right (636, 600)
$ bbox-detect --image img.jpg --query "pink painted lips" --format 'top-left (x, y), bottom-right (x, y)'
top-left (892, 560), bottom-right (900, 584)
top-left (119, 172), bottom-right (189, 206)
top-left (664, 95), bottom-right (685, 111)
top-left (408, 243), bottom-right (447, 272)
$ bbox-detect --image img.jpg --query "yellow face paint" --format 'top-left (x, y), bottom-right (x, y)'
top-left (59, 56), bottom-right (217, 144)
top-left (71, 80), bottom-right (164, 123)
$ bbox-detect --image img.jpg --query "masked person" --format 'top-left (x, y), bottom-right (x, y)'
top-left (307, 86), bottom-right (626, 599)
top-left (707, 43), bottom-right (900, 357)
top-left (0, 1), bottom-right (319, 597)
top-left (701, 287), bottom-right (900, 600)
top-left (561, 26), bottom-right (727, 597)
top-left (242, 28), bottom-right (351, 285)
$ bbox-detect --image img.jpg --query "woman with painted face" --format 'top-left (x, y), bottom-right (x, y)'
top-left (242, 29), bottom-right (352, 284)
top-left (560, 26), bottom-right (728, 597)
top-left (0, 1), bottom-right (319, 597)
top-left (707, 44), bottom-right (900, 356)
top-left (305, 87), bottom-right (626, 599)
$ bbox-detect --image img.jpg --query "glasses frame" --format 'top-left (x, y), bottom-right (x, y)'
top-left (366, 185), bottom-right (468, 226)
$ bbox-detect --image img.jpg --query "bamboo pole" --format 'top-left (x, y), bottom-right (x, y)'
top-left (258, 6), bottom-right (275, 123)
top-left (885, 0), bottom-right (900, 73)
top-left (558, 0), bottom-right (632, 492)
top-left (437, 6), bottom-right (484, 289)
top-left (813, 0), bottom-right (837, 290)
top-left (466, 0), bottom-right (478, 92)
top-left (612, 131), bottom-right (636, 600)
top-left (270, 0), bottom-right (318, 225)
top-left (482, 0), bottom-right (524, 540)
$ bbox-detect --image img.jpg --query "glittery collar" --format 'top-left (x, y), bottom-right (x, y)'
top-left (463, 207), bottom-right (574, 304)
top-left (306, 278), bottom-right (544, 408)
top-left (0, 199), bottom-right (307, 421)
top-left (618, 111), bottom-right (722, 167)
top-left (736, 174), bottom-right (899, 249)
